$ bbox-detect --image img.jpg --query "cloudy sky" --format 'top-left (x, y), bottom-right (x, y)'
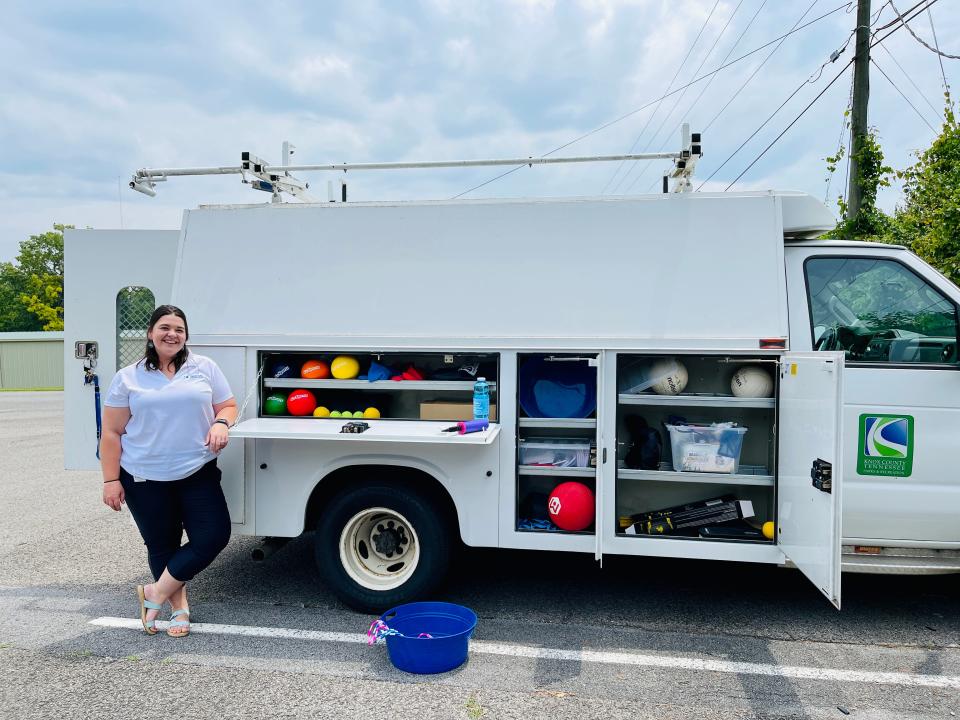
top-left (1, 0), bottom-right (956, 261)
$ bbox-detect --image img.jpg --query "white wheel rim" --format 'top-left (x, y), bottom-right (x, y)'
top-left (339, 506), bottom-right (421, 591)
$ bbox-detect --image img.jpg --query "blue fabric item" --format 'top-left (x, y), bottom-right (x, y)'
top-left (363, 361), bottom-right (394, 382)
top-left (718, 429), bottom-right (745, 459)
top-left (519, 358), bottom-right (596, 419)
top-left (517, 518), bottom-right (562, 531)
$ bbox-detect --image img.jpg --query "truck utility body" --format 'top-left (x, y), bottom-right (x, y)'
top-left (65, 191), bottom-right (960, 612)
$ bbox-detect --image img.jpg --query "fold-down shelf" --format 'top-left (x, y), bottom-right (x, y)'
top-left (231, 418), bottom-right (501, 445)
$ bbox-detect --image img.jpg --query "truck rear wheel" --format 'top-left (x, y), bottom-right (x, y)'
top-left (314, 483), bottom-right (453, 613)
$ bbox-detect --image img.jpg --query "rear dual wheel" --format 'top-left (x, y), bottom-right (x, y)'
top-left (314, 484), bottom-right (453, 613)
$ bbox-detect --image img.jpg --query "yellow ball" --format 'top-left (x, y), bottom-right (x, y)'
top-left (363, 407), bottom-right (381, 419)
top-left (313, 406), bottom-right (330, 418)
top-left (331, 355), bottom-right (360, 379)
top-left (762, 521), bottom-right (775, 540)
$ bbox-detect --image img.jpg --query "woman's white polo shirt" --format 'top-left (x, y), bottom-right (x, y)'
top-left (104, 353), bottom-right (234, 481)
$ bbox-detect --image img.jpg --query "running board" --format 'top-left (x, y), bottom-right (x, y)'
top-left (842, 549), bottom-right (960, 575)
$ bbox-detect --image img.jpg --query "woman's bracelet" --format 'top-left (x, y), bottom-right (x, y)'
top-left (103, 478), bottom-right (120, 484)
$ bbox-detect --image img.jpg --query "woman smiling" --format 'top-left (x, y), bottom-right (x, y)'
top-left (100, 305), bottom-right (237, 637)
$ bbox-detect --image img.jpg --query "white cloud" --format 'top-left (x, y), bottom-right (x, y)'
top-left (288, 55), bottom-right (353, 94)
top-left (1, 0), bottom-right (957, 260)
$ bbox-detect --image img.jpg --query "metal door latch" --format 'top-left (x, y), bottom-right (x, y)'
top-left (75, 341), bottom-right (98, 360)
top-left (811, 458), bottom-right (832, 493)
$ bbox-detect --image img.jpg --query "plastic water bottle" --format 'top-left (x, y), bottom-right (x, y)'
top-left (473, 377), bottom-right (490, 420)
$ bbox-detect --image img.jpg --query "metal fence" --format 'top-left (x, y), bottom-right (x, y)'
top-left (0, 332), bottom-right (64, 389)
top-left (116, 287), bottom-right (155, 368)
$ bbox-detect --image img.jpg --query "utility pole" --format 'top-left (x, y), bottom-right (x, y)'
top-left (846, 0), bottom-right (872, 221)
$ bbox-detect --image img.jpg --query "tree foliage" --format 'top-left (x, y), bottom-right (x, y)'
top-left (892, 99), bottom-right (960, 282)
top-left (0, 224), bottom-right (68, 332)
top-left (824, 126), bottom-right (894, 242)
top-left (825, 93), bottom-right (960, 285)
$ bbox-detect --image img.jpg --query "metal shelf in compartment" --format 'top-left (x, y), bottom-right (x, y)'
top-left (617, 393), bottom-right (774, 409)
top-left (617, 467), bottom-right (774, 487)
top-left (518, 418), bottom-right (596, 429)
top-left (517, 465), bottom-right (596, 478)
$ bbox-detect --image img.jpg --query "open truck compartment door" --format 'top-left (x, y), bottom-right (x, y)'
top-left (777, 351), bottom-right (844, 609)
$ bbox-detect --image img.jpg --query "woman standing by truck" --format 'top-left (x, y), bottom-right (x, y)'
top-left (99, 305), bottom-right (237, 637)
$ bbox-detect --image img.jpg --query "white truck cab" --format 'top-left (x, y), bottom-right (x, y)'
top-left (784, 241), bottom-right (960, 557)
top-left (64, 190), bottom-right (960, 612)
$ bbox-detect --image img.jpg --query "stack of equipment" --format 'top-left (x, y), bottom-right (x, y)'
top-left (622, 495), bottom-right (755, 536)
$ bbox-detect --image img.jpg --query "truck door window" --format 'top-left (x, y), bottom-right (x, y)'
top-left (805, 257), bottom-right (958, 364)
top-left (116, 286), bottom-right (155, 368)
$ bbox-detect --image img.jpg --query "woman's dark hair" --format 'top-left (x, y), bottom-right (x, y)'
top-left (142, 305), bottom-right (190, 372)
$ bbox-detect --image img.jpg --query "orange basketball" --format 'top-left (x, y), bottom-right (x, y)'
top-left (301, 359), bottom-right (330, 379)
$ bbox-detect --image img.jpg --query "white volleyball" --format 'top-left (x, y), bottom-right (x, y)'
top-left (731, 366), bottom-right (773, 398)
top-left (650, 358), bottom-right (688, 395)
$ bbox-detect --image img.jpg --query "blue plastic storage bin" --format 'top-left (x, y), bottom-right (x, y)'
top-left (379, 602), bottom-right (478, 674)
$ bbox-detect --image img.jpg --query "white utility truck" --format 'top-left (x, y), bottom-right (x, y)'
top-left (65, 187), bottom-right (960, 612)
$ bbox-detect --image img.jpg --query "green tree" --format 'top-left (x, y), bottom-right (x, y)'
top-left (823, 127), bottom-right (894, 242)
top-left (824, 94), bottom-right (960, 285)
top-left (0, 224), bottom-right (68, 332)
top-left (890, 97), bottom-right (960, 282)
top-left (0, 263), bottom-right (42, 332)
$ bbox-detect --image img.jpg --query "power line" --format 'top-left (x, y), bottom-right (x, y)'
top-left (451, 0), bottom-right (854, 199)
top-left (697, 29), bottom-right (855, 191)
top-left (824, 72), bottom-right (854, 203)
top-left (875, 0), bottom-right (935, 31)
top-left (614, 0), bottom-right (745, 194)
top-left (878, 43), bottom-right (944, 121)
top-left (888, 1), bottom-right (957, 58)
top-left (601, 0), bottom-right (721, 195)
top-left (640, 0), bottom-right (770, 194)
top-left (871, 57), bottom-right (939, 132)
top-left (926, 3), bottom-right (950, 90)
top-left (702, 0), bottom-right (821, 133)
top-left (871, 1), bottom-right (892, 25)
top-left (723, 58), bottom-right (854, 190)
top-left (721, 12), bottom-right (920, 191)
top-left (842, 66), bottom-right (854, 207)
top-left (872, 0), bottom-right (940, 44)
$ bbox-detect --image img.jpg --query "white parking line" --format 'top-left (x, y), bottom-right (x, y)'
top-left (89, 616), bottom-right (960, 690)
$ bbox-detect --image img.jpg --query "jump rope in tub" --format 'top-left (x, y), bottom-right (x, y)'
top-left (367, 602), bottom-right (478, 674)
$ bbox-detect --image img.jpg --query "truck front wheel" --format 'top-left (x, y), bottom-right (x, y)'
top-left (314, 484), bottom-right (453, 613)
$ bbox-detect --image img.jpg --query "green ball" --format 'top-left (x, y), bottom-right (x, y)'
top-left (341, 411), bottom-right (354, 418)
top-left (264, 393), bottom-right (287, 416)
top-left (330, 410), bottom-right (342, 418)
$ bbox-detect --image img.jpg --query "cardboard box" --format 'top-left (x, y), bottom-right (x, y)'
top-left (420, 402), bottom-right (497, 422)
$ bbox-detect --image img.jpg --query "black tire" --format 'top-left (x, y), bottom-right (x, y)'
top-left (314, 483), bottom-right (454, 613)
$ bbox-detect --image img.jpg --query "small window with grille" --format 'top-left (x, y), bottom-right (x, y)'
top-left (116, 287), bottom-right (156, 369)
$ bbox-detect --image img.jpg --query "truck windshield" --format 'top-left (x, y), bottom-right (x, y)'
top-left (805, 257), bottom-right (959, 364)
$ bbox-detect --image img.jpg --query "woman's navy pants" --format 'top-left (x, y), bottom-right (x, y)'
top-left (119, 459), bottom-right (231, 582)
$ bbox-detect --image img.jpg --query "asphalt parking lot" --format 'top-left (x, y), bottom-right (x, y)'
top-left (1, 392), bottom-right (958, 719)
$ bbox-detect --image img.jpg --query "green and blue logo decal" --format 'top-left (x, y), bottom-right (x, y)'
top-left (857, 414), bottom-right (914, 477)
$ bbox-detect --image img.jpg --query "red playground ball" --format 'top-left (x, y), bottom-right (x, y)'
top-left (547, 481), bottom-right (595, 531)
top-left (287, 389), bottom-right (317, 416)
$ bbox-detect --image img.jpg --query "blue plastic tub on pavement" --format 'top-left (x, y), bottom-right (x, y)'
top-left (380, 602), bottom-right (478, 674)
